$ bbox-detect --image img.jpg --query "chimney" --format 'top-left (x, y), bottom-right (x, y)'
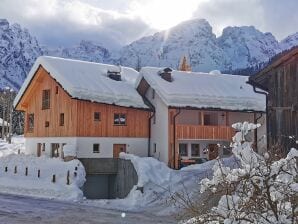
top-left (159, 67), bottom-right (172, 82)
top-left (107, 69), bottom-right (121, 81)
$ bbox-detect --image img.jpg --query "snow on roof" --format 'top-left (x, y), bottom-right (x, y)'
top-left (14, 56), bottom-right (148, 109)
top-left (140, 67), bottom-right (266, 112)
top-left (0, 118), bottom-right (9, 126)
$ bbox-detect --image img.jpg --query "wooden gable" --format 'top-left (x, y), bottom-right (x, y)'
top-left (17, 66), bottom-right (150, 138)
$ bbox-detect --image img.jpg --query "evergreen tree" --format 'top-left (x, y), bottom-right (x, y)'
top-left (179, 56), bottom-right (191, 71)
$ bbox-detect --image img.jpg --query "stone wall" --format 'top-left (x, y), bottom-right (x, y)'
top-left (79, 158), bottom-right (138, 199)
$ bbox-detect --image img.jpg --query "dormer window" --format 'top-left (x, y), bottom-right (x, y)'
top-left (107, 70), bottom-right (121, 81)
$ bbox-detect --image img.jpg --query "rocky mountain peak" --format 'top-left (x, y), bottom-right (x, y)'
top-left (0, 18), bottom-right (297, 90)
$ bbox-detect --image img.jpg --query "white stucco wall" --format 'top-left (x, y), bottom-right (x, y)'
top-left (177, 140), bottom-right (231, 160)
top-left (76, 137), bottom-right (148, 158)
top-left (146, 87), bottom-right (169, 164)
top-left (24, 137), bottom-right (148, 158)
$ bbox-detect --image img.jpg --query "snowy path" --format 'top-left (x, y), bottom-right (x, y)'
top-left (0, 193), bottom-right (176, 224)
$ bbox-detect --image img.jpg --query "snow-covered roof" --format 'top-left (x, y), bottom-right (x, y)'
top-left (14, 56), bottom-right (148, 109)
top-left (0, 118), bottom-right (9, 126)
top-left (139, 67), bottom-right (266, 112)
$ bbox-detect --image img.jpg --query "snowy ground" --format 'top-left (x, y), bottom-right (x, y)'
top-left (0, 193), bottom-right (175, 224)
top-left (0, 135), bottom-right (25, 157)
top-left (0, 136), bottom-right (237, 223)
top-left (0, 137), bottom-right (85, 201)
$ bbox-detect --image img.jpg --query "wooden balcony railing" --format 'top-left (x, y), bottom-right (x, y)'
top-left (176, 125), bottom-right (234, 141)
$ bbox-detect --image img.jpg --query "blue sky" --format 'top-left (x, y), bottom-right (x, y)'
top-left (0, 0), bottom-right (297, 49)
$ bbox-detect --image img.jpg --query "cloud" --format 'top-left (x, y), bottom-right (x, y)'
top-left (0, 0), bottom-right (153, 49)
top-left (192, 0), bottom-right (298, 40)
top-left (0, 0), bottom-right (297, 50)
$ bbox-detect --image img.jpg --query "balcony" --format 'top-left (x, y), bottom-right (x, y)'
top-left (176, 124), bottom-right (234, 141)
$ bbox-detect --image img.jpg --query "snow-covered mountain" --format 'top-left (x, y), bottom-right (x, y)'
top-left (0, 18), bottom-right (298, 90)
top-left (0, 19), bottom-right (42, 89)
top-left (119, 19), bottom-right (284, 72)
top-left (119, 19), bottom-right (229, 72)
top-left (218, 26), bottom-right (281, 71)
top-left (280, 32), bottom-right (298, 50)
top-left (43, 40), bottom-right (110, 63)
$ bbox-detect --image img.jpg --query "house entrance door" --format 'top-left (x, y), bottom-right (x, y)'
top-left (113, 144), bottom-right (126, 158)
top-left (208, 144), bottom-right (219, 160)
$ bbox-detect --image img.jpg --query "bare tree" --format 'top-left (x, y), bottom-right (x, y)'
top-left (0, 87), bottom-right (16, 142)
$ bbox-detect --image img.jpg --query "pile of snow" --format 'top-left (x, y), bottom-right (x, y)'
top-left (0, 154), bottom-right (85, 201)
top-left (0, 136), bottom-right (25, 158)
top-left (140, 67), bottom-right (265, 112)
top-left (86, 152), bottom-right (236, 214)
top-left (209, 70), bottom-right (221, 75)
top-left (0, 118), bottom-right (9, 126)
top-left (14, 56), bottom-right (148, 109)
top-left (63, 144), bottom-right (77, 157)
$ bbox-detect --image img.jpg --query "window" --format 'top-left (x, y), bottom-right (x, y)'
top-left (153, 143), bottom-right (157, 153)
top-left (93, 144), bottom-right (100, 153)
top-left (51, 143), bottom-right (60, 158)
top-left (191, 144), bottom-right (200, 157)
top-left (179, 143), bottom-right (188, 156)
top-left (42, 143), bottom-right (46, 152)
top-left (114, 113), bottom-right (126, 125)
top-left (94, 112), bottom-right (101, 121)
top-left (45, 121), bottom-right (49, 127)
top-left (28, 113), bottom-right (34, 132)
top-left (55, 86), bottom-right (58, 94)
top-left (204, 114), bottom-right (211, 125)
top-left (42, 89), bottom-right (51, 109)
top-left (60, 113), bottom-right (64, 126)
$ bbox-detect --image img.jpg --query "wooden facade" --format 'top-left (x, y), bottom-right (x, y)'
top-left (167, 109), bottom-right (236, 168)
top-left (249, 47), bottom-right (298, 153)
top-left (16, 66), bottom-right (150, 138)
top-left (175, 125), bottom-right (234, 140)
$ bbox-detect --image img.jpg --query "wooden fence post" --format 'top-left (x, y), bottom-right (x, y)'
top-left (66, 170), bottom-right (70, 185)
top-left (25, 167), bottom-right (28, 176)
top-left (38, 169), bottom-right (40, 178)
top-left (52, 174), bottom-right (56, 183)
top-left (14, 166), bottom-right (17, 174)
top-left (5, 167), bottom-right (7, 172)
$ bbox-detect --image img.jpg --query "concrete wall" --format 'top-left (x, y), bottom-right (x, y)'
top-left (112, 159), bottom-right (138, 199)
top-left (80, 158), bottom-right (138, 199)
top-left (146, 87), bottom-right (169, 164)
top-left (25, 137), bottom-right (148, 158)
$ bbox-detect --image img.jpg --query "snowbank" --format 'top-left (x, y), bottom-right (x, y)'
top-left (85, 153), bottom-right (237, 214)
top-left (63, 144), bottom-right (77, 157)
top-left (0, 136), bottom-right (25, 158)
top-left (0, 154), bottom-right (85, 201)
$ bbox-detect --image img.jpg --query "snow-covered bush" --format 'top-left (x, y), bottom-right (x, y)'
top-left (186, 122), bottom-right (298, 224)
